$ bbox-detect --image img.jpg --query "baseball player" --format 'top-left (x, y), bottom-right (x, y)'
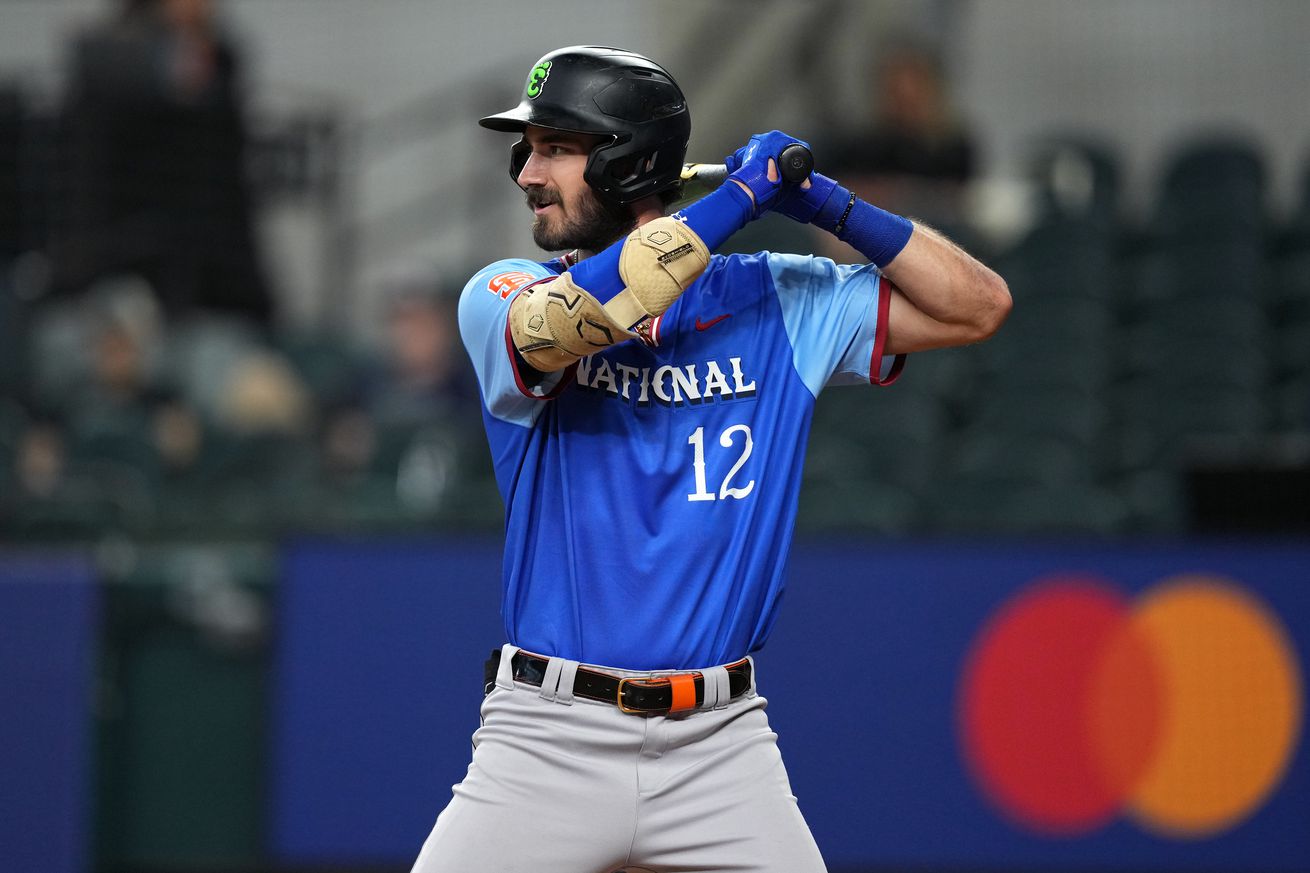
top-left (411, 46), bottom-right (1010, 873)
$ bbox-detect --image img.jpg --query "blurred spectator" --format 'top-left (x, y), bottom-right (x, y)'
top-left (309, 267), bottom-right (481, 520)
top-left (318, 405), bottom-right (376, 484)
top-left (13, 420), bottom-right (68, 502)
top-left (58, 280), bottom-right (209, 482)
top-left (0, 413), bottom-right (112, 537)
top-left (151, 397), bottom-right (204, 475)
top-left (73, 309), bottom-right (161, 419)
top-left (36, 279), bottom-right (257, 492)
top-left (365, 268), bottom-right (478, 427)
top-left (51, 0), bottom-right (274, 326)
top-left (822, 41), bottom-right (977, 238)
top-left (216, 350), bottom-right (312, 436)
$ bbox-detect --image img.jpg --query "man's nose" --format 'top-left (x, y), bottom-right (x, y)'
top-left (517, 151), bottom-right (547, 187)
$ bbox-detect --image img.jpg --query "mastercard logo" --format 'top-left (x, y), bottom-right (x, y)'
top-left (957, 574), bottom-right (1303, 839)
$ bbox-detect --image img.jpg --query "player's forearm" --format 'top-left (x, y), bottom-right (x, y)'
top-left (779, 170), bottom-right (1009, 349)
top-left (881, 223), bottom-right (1011, 344)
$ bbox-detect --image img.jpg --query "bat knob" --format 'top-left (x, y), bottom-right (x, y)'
top-left (778, 144), bottom-right (814, 183)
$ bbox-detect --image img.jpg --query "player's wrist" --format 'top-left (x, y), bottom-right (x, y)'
top-left (728, 178), bottom-right (755, 205)
top-left (727, 161), bottom-right (778, 215)
top-left (810, 183), bottom-right (855, 234)
top-left (776, 171), bottom-right (840, 224)
top-left (814, 187), bottom-right (914, 268)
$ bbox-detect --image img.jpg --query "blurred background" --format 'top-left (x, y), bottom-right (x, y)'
top-left (1, 1), bottom-right (1307, 872)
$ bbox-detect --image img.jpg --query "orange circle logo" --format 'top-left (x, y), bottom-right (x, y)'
top-left (958, 575), bottom-right (1303, 839)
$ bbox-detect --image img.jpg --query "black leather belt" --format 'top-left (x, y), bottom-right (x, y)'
top-left (486, 649), bottom-right (752, 716)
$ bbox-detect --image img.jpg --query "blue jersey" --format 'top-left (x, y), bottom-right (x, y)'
top-left (459, 251), bottom-right (904, 670)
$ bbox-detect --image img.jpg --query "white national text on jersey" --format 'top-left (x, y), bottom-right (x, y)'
top-left (574, 355), bottom-right (758, 407)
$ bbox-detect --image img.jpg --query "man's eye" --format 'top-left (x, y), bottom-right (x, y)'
top-left (548, 145), bottom-right (568, 156)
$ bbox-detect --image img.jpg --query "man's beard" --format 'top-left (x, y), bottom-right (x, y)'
top-left (527, 186), bottom-right (635, 253)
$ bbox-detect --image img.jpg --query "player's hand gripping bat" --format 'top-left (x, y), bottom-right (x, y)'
top-left (673, 143), bottom-right (814, 208)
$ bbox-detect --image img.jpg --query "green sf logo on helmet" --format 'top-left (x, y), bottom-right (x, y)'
top-left (479, 46), bottom-right (692, 209)
top-left (526, 61), bottom-right (551, 99)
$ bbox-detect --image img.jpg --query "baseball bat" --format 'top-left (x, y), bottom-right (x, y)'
top-left (673, 143), bottom-right (813, 207)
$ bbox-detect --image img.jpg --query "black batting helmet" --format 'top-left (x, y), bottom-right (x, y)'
top-left (479, 46), bottom-right (691, 208)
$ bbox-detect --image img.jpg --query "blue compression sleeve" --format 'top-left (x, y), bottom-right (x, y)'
top-left (674, 182), bottom-right (756, 250)
top-left (566, 239), bottom-right (625, 302)
top-left (811, 184), bottom-right (914, 268)
top-left (567, 183), bottom-right (755, 303)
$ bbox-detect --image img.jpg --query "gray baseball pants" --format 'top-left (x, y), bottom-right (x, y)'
top-left (409, 644), bottom-right (827, 873)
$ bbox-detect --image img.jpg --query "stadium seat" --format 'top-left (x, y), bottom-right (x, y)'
top-left (1000, 216), bottom-right (1117, 296)
top-left (1125, 238), bottom-right (1268, 314)
top-left (797, 472), bottom-right (920, 535)
top-left (1270, 248), bottom-right (1310, 382)
top-left (1272, 375), bottom-right (1310, 431)
top-left (950, 430), bottom-right (1094, 488)
top-left (887, 344), bottom-right (978, 409)
top-left (968, 387), bottom-right (1109, 451)
top-left (1154, 134), bottom-right (1267, 236)
top-left (1120, 333), bottom-right (1268, 393)
top-left (1113, 382), bottom-right (1269, 473)
top-left (812, 385), bottom-right (950, 447)
top-left (276, 330), bottom-right (364, 409)
top-left (1116, 468), bottom-right (1188, 534)
top-left (928, 476), bottom-right (1125, 536)
top-left (1025, 134), bottom-right (1122, 227)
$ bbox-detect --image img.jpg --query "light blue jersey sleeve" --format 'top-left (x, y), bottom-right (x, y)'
top-left (766, 253), bottom-right (905, 397)
top-left (458, 258), bottom-right (572, 427)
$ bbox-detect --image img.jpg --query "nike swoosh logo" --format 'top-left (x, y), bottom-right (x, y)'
top-left (695, 313), bottom-right (731, 331)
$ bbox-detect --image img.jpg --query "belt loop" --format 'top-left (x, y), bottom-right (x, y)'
top-left (554, 659), bottom-right (579, 705)
top-left (746, 655), bottom-right (757, 697)
top-left (538, 656), bottom-right (565, 702)
top-left (496, 644), bottom-right (520, 691)
top-left (702, 665), bottom-right (730, 710)
top-left (668, 673), bottom-right (697, 713)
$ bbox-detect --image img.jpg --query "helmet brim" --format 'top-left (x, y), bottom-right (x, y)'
top-left (478, 110), bottom-right (529, 132)
top-left (479, 103), bottom-right (620, 138)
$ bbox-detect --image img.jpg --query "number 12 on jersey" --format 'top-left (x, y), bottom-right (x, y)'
top-left (687, 424), bottom-right (755, 502)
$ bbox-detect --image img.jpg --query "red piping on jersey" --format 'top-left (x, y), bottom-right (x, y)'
top-left (870, 274), bottom-right (905, 386)
top-left (503, 278), bottom-right (577, 400)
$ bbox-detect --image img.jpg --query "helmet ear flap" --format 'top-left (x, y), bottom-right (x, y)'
top-left (598, 152), bottom-right (642, 186)
top-left (583, 147), bottom-right (621, 208)
top-left (509, 138), bottom-right (531, 187)
top-left (586, 142), bottom-right (677, 208)
top-left (589, 146), bottom-right (639, 187)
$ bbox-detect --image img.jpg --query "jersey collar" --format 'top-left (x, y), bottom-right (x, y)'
top-left (543, 249), bottom-right (581, 274)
